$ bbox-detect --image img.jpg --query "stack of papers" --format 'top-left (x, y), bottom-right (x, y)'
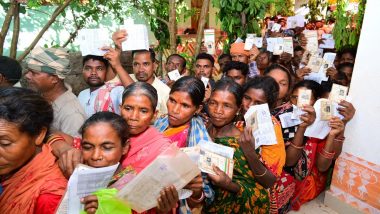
top-left (117, 144), bottom-right (200, 213)
top-left (56, 164), bottom-right (119, 214)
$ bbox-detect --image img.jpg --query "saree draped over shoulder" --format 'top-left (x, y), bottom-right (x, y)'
top-left (121, 126), bottom-right (172, 173)
top-left (0, 144), bottom-right (67, 214)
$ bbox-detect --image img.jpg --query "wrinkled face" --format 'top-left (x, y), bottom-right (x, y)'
top-left (120, 94), bottom-right (156, 135)
top-left (293, 50), bottom-right (304, 66)
top-left (133, 52), bottom-right (155, 83)
top-left (290, 86), bottom-right (316, 106)
top-left (167, 91), bottom-right (199, 127)
top-left (256, 53), bottom-right (270, 71)
top-left (231, 53), bottom-right (248, 64)
top-left (218, 57), bottom-right (231, 72)
top-left (82, 122), bottom-right (128, 168)
top-left (226, 69), bottom-right (246, 86)
top-left (208, 90), bottom-right (239, 128)
top-left (82, 59), bottom-right (107, 87)
top-left (195, 59), bottom-right (213, 78)
top-left (340, 53), bottom-right (355, 64)
top-left (266, 69), bottom-right (289, 102)
top-left (25, 69), bottom-right (57, 93)
top-left (0, 120), bottom-right (42, 176)
top-left (242, 88), bottom-right (267, 114)
top-left (166, 56), bottom-right (185, 74)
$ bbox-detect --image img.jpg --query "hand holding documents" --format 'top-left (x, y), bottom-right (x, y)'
top-left (117, 144), bottom-right (200, 213)
top-left (197, 140), bottom-right (235, 178)
top-left (305, 99), bottom-right (343, 139)
top-left (244, 104), bottom-right (278, 148)
top-left (57, 164), bottom-right (119, 214)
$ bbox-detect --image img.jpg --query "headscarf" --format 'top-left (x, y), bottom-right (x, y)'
top-left (230, 43), bottom-right (250, 56)
top-left (25, 46), bottom-right (70, 79)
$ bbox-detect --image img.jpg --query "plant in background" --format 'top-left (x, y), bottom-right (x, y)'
top-left (211, 0), bottom-right (288, 51)
top-left (302, 0), bottom-right (327, 22)
top-left (0, 0), bottom-right (129, 60)
top-left (332, 0), bottom-right (366, 51)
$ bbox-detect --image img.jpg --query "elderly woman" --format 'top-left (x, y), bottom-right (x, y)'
top-left (0, 87), bottom-right (67, 214)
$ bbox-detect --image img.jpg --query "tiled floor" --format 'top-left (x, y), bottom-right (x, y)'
top-left (289, 192), bottom-right (338, 214)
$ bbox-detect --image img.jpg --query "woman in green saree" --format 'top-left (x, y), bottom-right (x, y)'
top-left (205, 78), bottom-right (284, 213)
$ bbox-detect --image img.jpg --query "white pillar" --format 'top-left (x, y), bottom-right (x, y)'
top-left (324, 0), bottom-right (380, 213)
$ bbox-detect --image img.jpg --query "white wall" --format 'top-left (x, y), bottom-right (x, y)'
top-left (343, 0), bottom-right (380, 165)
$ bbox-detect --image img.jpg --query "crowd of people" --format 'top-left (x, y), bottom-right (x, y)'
top-left (0, 15), bottom-right (356, 214)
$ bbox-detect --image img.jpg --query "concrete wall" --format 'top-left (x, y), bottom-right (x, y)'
top-left (325, 0), bottom-right (380, 213)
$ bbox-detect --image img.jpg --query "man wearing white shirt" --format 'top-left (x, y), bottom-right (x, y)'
top-left (78, 55), bottom-right (124, 118)
top-left (103, 46), bottom-right (170, 116)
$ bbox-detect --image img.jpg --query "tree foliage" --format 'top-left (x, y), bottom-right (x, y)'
top-left (211, 0), bottom-right (288, 47)
top-left (302, 0), bottom-right (327, 22)
top-left (0, 0), bottom-right (130, 60)
top-left (332, 0), bottom-right (366, 51)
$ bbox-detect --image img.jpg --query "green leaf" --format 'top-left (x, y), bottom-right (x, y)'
top-left (236, 3), bottom-right (242, 12)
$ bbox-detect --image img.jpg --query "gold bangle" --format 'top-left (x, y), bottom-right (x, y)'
top-left (289, 142), bottom-right (304, 150)
top-left (254, 168), bottom-right (267, 177)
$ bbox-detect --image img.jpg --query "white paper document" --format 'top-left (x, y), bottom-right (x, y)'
top-left (283, 37), bottom-right (294, 56)
top-left (167, 69), bottom-right (181, 81)
top-left (279, 111), bottom-right (303, 128)
top-left (286, 15), bottom-right (305, 29)
top-left (122, 24), bottom-right (149, 51)
top-left (201, 76), bottom-right (209, 88)
top-left (305, 99), bottom-right (331, 139)
top-left (244, 104), bottom-right (278, 148)
top-left (304, 30), bottom-right (319, 53)
top-left (204, 29), bottom-right (215, 55)
top-left (244, 34), bottom-right (256, 50)
top-left (253, 37), bottom-right (263, 48)
top-left (197, 140), bottom-right (234, 178)
top-left (56, 164), bottom-right (119, 214)
top-left (267, 37), bottom-right (284, 52)
top-left (78, 28), bottom-right (110, 56)
top-left (320, 52), bottom-right (336, 74)
top-left (305, 99), bottom-right (343, 139)
top-left (329, 83), bottom-right (348, 103)
top-left (117, 144), bottom-right (200, 213)
top-left (319, 34), bottom-right (335, 49)
top-left (271, 23), bottom-right (282, 32)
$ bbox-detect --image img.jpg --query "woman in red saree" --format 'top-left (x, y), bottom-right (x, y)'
top-left (0, 87), bottom-right (67, 214)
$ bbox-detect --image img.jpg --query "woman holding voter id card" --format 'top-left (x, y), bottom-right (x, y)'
top-left (204, 78), bottom-right (285, 213)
